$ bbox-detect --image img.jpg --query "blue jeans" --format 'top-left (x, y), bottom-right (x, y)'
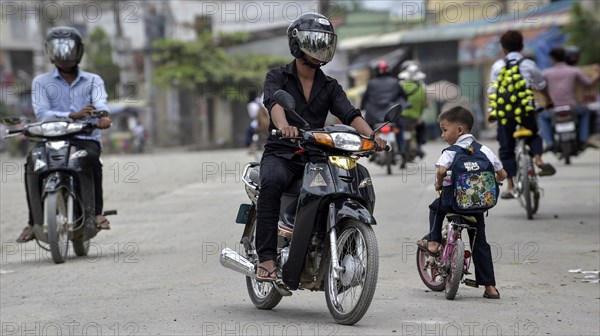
top-left (539, 105), bottom-right (590, 147)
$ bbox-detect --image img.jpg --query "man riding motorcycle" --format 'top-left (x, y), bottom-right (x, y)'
top-left (256, 13), bottom-right (386, 281)
top-left (17, 26), bottom-right (112, 243)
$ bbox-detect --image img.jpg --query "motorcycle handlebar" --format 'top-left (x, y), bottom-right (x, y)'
top-left (89, 109), bottom-right (109, 118)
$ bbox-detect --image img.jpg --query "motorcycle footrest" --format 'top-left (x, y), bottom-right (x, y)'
top-left (274, 281), bottom-right (293, 296)
top-left (463, 278), bottom-right (479, 288)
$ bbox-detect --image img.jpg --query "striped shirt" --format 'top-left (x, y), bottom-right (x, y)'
top-left (31, 68), bottom-right (110, 143)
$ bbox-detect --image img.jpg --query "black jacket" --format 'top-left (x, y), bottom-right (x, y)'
top-left (360, 75), bottom-right (406, 127)
top-left (263, 60), bottom-right (362, 157)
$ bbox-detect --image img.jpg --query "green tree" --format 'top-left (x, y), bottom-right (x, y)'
top-left (84, 27), bottom-right (120, 100)
top-left (152, 32), bottom-right (288, 101)
top-left (565, 2), bottom-right (600, 65)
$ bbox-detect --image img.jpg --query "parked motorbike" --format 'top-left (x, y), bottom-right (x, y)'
top-left (550, 105), bottom-right (584, 165)
top-left (220, 90), bottom-right (401, 325)
top-left (2, 111), bottom-right (117, 264)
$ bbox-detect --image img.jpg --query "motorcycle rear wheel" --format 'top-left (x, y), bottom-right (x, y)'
top-left (46, 189), bottom-right (69, 264)
top-left (416, 235), bottom-right (446, 292)
top-left (325, 220), bottom-right (378, 325)
top-left (444, 239), bottom-right (465, 300)
top-left (244, 206), bottom-right (282, 309)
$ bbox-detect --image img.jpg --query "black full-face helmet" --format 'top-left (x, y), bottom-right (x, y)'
top-left (287, 13), bottom-right (337, 65)
top-left (45, 26), bottom-right (84, 63)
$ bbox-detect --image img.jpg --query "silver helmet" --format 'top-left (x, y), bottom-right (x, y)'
top-left (45, 26), bottom-right (84, 63)
top-left (287, 13), bottom-right (337, 64)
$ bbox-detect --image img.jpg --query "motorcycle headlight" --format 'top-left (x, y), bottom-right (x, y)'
top-left (37, 122), bottom-right (68, 136)
top-left (331, 133), bottom-right (362, 151)
top-left (28, 122), bottom-right (83, 137)
top-left (314, 132), bottom-right (375, 152)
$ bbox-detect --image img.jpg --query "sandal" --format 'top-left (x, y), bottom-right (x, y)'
top-left (537, 163), bottom-right (556, 177)
top-left (16, 226), bottom-right (35, 243)
top-left (256, 265), bottom-right (277, 282)
top-left (483, 289), bottom-right (500, 299)
top-left (95, 215), bottom-right (111, 230)
top-left (417, 239), bottom-right (441, 257)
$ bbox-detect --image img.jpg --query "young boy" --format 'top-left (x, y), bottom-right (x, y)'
top-left (418, 106), bottom-right (507, 299)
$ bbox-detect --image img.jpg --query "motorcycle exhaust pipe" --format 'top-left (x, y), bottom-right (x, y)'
top-left (219, 248), bottom-right (256, 277)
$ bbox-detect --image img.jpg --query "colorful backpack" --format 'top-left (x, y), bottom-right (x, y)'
top-left (488, 58), bottom-right (536, 126)
top-left (441, 142), bottom-right (499, 214)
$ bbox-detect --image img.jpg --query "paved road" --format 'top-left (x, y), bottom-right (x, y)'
top-left (1, 140), bottom-right (598, 336)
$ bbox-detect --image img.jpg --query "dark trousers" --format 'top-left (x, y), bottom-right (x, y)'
top-left (496, 117), bottom-right (543, 177)
top-left (428, 198), bottom-right (496, 286)
top-left (256, 153), bottom-right (305, 262)
top-left (26, 139), bottom-right (103, 224)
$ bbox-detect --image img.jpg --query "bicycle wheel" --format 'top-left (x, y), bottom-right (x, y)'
top-left (444, 240), bottom-right (464, 300)
top-left (516, 147), bottom-right (534, 220)
top-left (416, 235), bottom-right (445, 292)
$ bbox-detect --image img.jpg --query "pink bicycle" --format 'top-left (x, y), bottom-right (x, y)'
top-left (416, 214), bottom-right (479, 300)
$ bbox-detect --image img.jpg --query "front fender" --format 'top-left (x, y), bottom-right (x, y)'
top-left (42, 172), bottom-right (74, 196)
top-left (330, 198), bottom-right (376, 230)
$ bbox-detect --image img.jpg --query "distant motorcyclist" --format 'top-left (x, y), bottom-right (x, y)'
top-left (397, 60), bottom-right (428, 158)
top-left (360, 60), bottom-right (407, 128)
top-left (539, 47), bottom-right (600, 152)
top-left (17, 26), bottom-right (112, 243)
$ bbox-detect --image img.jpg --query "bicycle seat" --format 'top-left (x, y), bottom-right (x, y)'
top-left (447, 214), bottom-right (477, 224)
top-left (513, 127), bottom-right (533, 139)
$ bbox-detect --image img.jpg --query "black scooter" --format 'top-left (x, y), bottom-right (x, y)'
top-left (220, 90), bottom-right (401, 325)
top-left (2, 111), bottom-right (116, 264)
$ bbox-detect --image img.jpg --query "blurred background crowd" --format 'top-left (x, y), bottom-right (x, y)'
top-left (1, 0), bottom-right (598, 155)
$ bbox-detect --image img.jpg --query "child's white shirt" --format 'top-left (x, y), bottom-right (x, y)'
top-left (436, 134), bottom-right (504, 172)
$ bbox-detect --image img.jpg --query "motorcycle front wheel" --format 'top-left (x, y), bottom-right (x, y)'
top-left (46, 189), bottom-right (69, 264)
top-left (244, 206), bottom-right (282, 309)
top-left (325, 220), bottom-right (378, 325)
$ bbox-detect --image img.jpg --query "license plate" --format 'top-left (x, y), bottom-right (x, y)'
top-left (378, 132), bottom-right (396, 142)
top-left (235, 204), bottom-right (252, 224)
top-left (555, 122), bottom-right (575, 133)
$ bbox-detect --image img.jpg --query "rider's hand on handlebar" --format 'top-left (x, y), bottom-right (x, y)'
top-left (97, 116), bottom-right (113, 129)
top-left (279, 125), bottom-right (298, 138)
top-left (69, 104), bottom-right (95, 120)
top-left (374, 138), bottom-right (387, 151)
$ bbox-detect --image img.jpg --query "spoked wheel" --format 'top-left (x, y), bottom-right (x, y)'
top-left (516, 153), bottom-right (534, 220)
top-left (444, 240), bottom-right (465, 300)
top-left (244, 206), bottom-right (282, 310)
top-left (416, 235), bottom-right (445, 291)
top-left (325, 220), bottom-right (378, 325)
top-left (46, 190), bottom-right (69, 264)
